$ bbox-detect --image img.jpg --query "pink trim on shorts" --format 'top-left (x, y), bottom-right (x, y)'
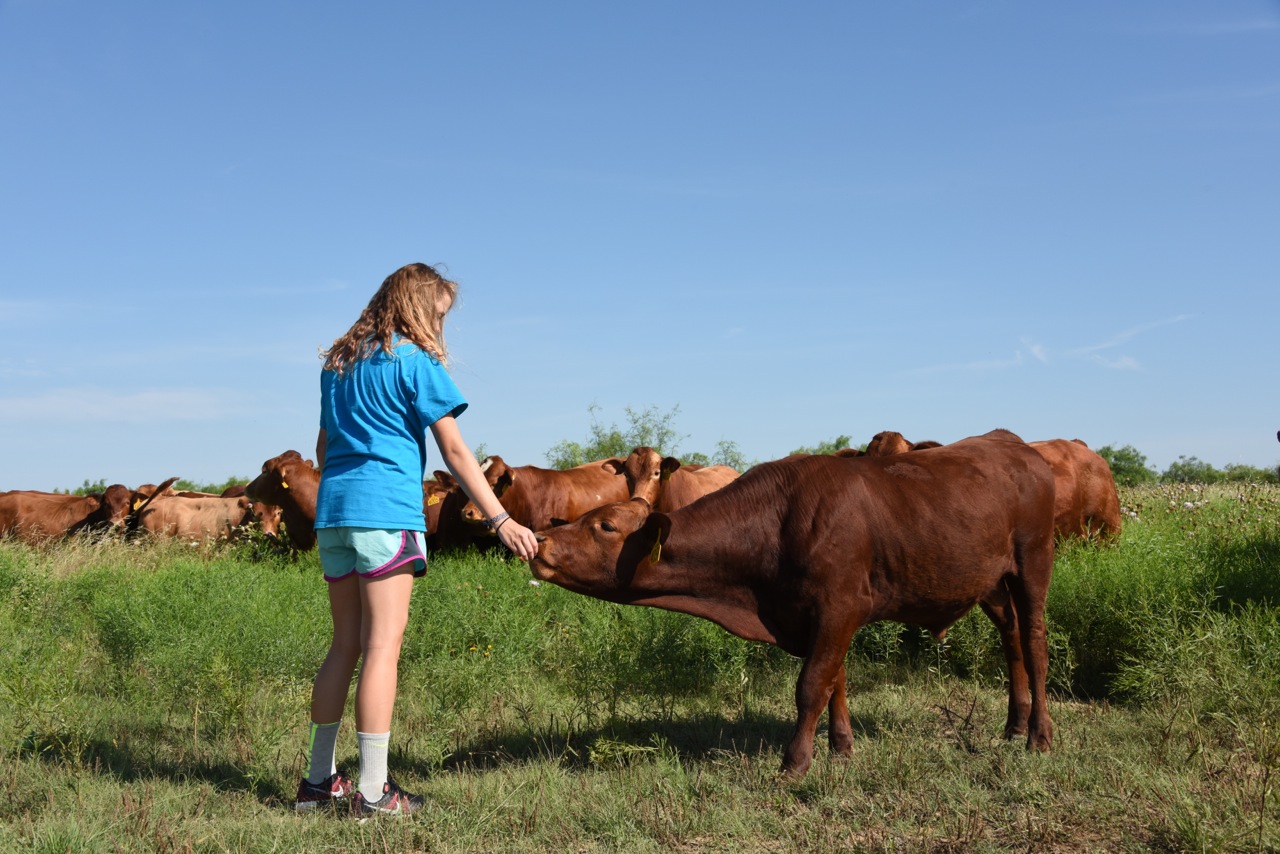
top-left (324, 568), bottom-right (356, 584)
top-left (364, 531), bottom-right (427, 579)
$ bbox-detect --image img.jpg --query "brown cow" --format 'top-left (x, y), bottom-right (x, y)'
top-left (530, 429), bottom-right (1057, 778)
top-left (602, 447), bottom-right (739, 513)
top-left (869, 433), bottom-right (1121, 543)
top-left (245, 450), bottom-right (320, 551)
top-left (423, 470), bottom-right (481, 552)
top-left (458, 455), bottom-right (630, 534)
top-left (1027, 439), bottom-right (1122, 542)
top-left (128, 482), bottom-right (281, 536)
top-left (133, 492), bottom-right (255, 540)
top-left (0, 485), bottom-right (135, 545)
top-left (864, 430), bottom-right (941, 456)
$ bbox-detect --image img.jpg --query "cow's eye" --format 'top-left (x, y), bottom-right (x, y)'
top-left (600, 521), bottom-right (617, 533)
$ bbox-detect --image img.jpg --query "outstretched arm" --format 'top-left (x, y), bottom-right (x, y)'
top-left (429, 415), bottom-right (538, 561)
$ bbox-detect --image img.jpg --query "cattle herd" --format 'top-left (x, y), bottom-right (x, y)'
top-left (1, 429), bottom-right (1122, 778)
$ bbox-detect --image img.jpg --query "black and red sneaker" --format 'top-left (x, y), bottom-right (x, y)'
top-left (294, 772), bottom-right (354, 812)
top-left (352, 777), bottom-right (423, 816)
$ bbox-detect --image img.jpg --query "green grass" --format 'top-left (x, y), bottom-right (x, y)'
top-left (1, 484), bottom-right (1277, 852)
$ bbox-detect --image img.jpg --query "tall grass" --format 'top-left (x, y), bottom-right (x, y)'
top-left (0, 483), bottom-right (1277, 851)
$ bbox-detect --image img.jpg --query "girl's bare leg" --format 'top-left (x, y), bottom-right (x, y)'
top-left (355, 566), bottom-right (415, 733)
top-left (310, 574), bottom-right (362, 723)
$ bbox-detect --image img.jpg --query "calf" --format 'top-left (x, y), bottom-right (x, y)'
top-left (602, 447), bottom-right (739, 513)
top-left (530, 429), bottom-right (1057, 778)
top-left (133, 493), bottom-right (255, 541)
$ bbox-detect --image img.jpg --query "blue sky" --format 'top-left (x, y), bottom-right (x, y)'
top-left (2, 1), bottom-right (1278, 491)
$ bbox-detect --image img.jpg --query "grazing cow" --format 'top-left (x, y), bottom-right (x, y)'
top-left (1027, 439), bottom-right (1122, 543)
top-left (423, 470), bottom-right (481, 552)
top-left (245, 450), bottom-right (321, 551)
top-left (0, 485), bottom-right (135, 545)
top-left (530, 429), bottom-right (1057, 778)
top-left (211, 484), bottom-right (283, 537)
top-left (459, 455), bottom-right (630, 533)
top-left (132, 492), bottom-right (256, 540)
top-left (602, 447), bottom-right (739, 513)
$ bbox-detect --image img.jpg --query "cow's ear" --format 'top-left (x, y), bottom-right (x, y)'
top-left (494, 469), bottom-right (515, 496)
top-left (433, 470), bottom-right (456, 489)
top-left (645, 512), bottom-right (672, 545)
top-left (602, 458), bottom-right (625, 475)
top-left (640, 513), bottom-right (672, 564)
top-left (660, 457), bottom-right (682, 480)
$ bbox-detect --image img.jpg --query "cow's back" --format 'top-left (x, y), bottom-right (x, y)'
top-left (137, 495), bottom-right (252, 540)
top-left (656, 465), bottom-right (739, 513)
top-left (0, 491), bottom-right (99, 544)
top-left (671, 430), bottom-right (1056, 641)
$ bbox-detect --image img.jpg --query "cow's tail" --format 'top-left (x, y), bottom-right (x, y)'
top-left (126, 476), bottom-right (180, 534)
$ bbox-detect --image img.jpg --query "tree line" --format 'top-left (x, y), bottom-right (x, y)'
top-left (60, 404), bottom-right (1278, 495)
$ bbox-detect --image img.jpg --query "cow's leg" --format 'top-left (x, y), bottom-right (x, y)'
top-left (979, 584), bottom-right (1030, 739)
top-left (826, 661), bottom-right (854, 756)
top-left (782, 629), bottom-right (858, 779)
top-left (1008, 559), bottom-right (1054, 751)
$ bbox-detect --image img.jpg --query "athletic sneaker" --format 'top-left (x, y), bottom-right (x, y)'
top-left (294, 772), bottom-right (354, 812)
top-left (353, 777), bottom-right (423, 815)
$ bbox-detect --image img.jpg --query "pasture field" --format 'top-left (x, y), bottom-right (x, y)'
top-left (0, 483), bottom-right (1277, 853)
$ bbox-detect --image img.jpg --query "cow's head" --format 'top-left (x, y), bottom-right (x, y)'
top-left (246, 450), bottom-right (312, 505)
top-left (460, 457), bottom-right (512, 528)
top-left (530, 498), bottom-right (668, 595)
top-left (865, 431), bottom-right (914, 457)
top-left (603, 447), bottom-right (681, 505)
top-left (250, 500), bottom-right (283, 537)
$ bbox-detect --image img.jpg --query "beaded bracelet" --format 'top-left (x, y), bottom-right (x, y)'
top-left (485, 511), bottom-right (511, 531)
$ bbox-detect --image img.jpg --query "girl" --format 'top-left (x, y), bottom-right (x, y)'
top-left (295, 262), bottom-right (538, 815)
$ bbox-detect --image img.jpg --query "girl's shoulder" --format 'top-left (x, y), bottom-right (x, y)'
top-left (390, 336), bottom-right (445, 366)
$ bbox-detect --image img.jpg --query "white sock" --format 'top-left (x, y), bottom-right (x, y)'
top-left (357, 730), bottom-right (391, 801)
top-left (305, 721), bottom-right (341, 785)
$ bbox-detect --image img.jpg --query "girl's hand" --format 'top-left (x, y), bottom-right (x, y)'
top-left (497, 519), bottom-right (538, 561)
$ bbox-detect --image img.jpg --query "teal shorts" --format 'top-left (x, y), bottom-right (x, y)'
top-left (316, 527), bottom-right (428, 583)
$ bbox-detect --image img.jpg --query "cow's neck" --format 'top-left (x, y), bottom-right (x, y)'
top-left (620, 511), bottom-right (780, 646)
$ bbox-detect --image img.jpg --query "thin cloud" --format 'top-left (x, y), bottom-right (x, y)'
top-left (906, 351), bottom-right (1025, 376)
top-left (1, 387), bottom-right (255, 423)
top-left (1022, 338), bottom-right (1049, 363)
top-left (1125, 16), bottom-right (1280, 37)
top-left (234, 278), bottom-right (351, 297)
top-left (1186, 18), bottom-right (1279, 35)
top-left (1069, 315), bottom-right (1190, 356)
top-left (1090, 354), bottom-right (1142, 371)
top-left (0, 299), bottom-right (60, 327)
top-left (1139, 81), bottom-right (1280, 104)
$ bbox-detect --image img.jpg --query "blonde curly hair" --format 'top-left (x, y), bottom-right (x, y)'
top-left (322, 263), bottom-right (458, 376)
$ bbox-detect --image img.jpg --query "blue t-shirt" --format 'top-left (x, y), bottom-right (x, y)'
top-left (315, 339), bottom-right (467, 531)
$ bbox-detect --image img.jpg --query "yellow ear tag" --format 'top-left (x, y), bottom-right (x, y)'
top-left (427, 494), bottom-right (441, 506)
top-left (281, 481), bottom-right (289, 490)
top-left (649, 539), bottom-right (663, 564)
top-left (132, 499), bottom-right (142, 510)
